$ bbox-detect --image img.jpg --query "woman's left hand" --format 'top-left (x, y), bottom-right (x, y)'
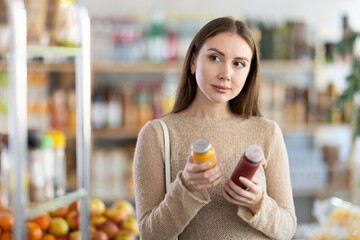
top-left (222, 177), bottom-right (263, 215)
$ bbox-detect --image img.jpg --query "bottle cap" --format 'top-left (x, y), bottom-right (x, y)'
top-left (245, 145), bottom-right (264, 163)
top-left (45, 130), bottom-right (66, 148)
top-left (28, 129), bottom-right (43, 149)
top-left (41, 134), bottom-right (54, 149)
top-left (191, 138), bottom-right (211, 154)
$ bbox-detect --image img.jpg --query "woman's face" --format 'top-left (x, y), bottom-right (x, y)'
top-left (191, 32), bottom-right (253, 105)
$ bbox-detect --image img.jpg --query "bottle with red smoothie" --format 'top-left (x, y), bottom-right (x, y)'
top-left (230, 145), bottom-right (264, 189)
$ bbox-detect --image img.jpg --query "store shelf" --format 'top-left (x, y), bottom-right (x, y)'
top-left (27, 61), bottom-right (75, 72)
top-left (0, 60), bottom-right (75, 72)
top-left (260, 60), bottom-right (316, 74)
top-left (92, 60), bottom-right (183, 73)
top-left (92, 126), bottom-right (141, 139)
top-left (293, 187), bottom-right (348, 198)
top-left (25, 189), bottom-right (86, 219)
top-left (27, 45), bottom-right (81, 58)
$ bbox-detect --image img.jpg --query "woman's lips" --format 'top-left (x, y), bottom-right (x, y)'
top-left (212, 85), bottom-right (231, 93)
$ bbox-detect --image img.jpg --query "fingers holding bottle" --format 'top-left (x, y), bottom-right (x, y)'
top-left (181, 155), bottom-right (223, 192)
top-left (222, 177), bottom-right (263, 214)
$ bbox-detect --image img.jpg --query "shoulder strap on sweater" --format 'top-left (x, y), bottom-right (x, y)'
top-left (158, 119), bottom-right (179, 240)
top-left (158, 119), bottom-right (171, 192)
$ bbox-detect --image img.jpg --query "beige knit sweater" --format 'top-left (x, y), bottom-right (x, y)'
top-left (133, 113), bottom-right (297, 240)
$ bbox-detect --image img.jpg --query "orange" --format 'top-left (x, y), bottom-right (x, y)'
top-left (0, 211), bottom-right (14, 232)
top-left (27, 221), bottom-right (42, 240)
top-left (0, 232), bottom-right (12, 240)
top-left (31, 214), bottom-right (50, 231)
top-left (41, 234), bottom-right (56, 240)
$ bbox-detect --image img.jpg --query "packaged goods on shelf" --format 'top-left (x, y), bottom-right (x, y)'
top-left (25, 0), bottom-right (48, 45)
top-left (27, 129), bottom-right (68, 202)
top-left (285, 132), bottom-right (328, 191)
top-left (27, 72), bottom-right (50, 130)
top-left (322, 145), bottom-right (349, 190)
top-left (288, 149), bottom-right (328, 190)
top-left (50, 0), bottom-right (79, 47)
top-left (91, 147), bottom-right (134, 201)
top-left (91, 78), bottom-right (176, 130)
top-left (91, 14), bottom-right (314, 62)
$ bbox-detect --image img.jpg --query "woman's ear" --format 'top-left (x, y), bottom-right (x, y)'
top-left (190, 56), bottom-right (196, 75)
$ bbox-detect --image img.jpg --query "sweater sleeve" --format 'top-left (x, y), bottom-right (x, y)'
top-left (237, 122), bottom-right (297, 240)
top-left (133, 121), bottom-right (210, 240)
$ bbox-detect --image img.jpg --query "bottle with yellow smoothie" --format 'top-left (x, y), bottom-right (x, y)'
top-left (191, 138), bottom-right (218, 169)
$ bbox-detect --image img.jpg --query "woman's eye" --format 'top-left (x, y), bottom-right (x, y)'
top-left (234, 61), bottom-right (245, 68)
top-left (210, 55), bottom-right (220, 61)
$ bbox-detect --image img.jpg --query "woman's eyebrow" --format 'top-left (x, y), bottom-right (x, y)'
top-left (207, 47), bottom-right (249, 62)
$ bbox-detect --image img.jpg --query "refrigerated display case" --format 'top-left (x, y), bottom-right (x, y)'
top-left (2, 0), bottom-right (91, 239)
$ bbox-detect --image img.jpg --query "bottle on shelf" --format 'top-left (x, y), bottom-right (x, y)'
top-left (67, 89), bottom-right (76, 131)
top-left (137, 82), bottom-right (153, 127)
top-left (50, 89), bottom-right (68, 130)
top-left (122, 82), bottom-right (138, 127)
top-left (45, 130), bottom-right (66, 197)
top-left (91, 88), bottom-right (107, 129)
top-left (107, 87), bottom-right (123, 129)
top-left (28, 129), bottom-right (45, 202)
top-left (41, 133), bottom-right (55, 199)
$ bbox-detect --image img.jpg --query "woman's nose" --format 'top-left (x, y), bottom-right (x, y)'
top-left (218, 64), bottom-right (231, 81)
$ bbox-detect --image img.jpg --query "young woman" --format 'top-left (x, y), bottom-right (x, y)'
top-left (133, 16), bottom-right (297, 240)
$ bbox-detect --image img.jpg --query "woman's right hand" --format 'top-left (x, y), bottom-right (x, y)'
top-left (180, 155), bottom-right (223, 192)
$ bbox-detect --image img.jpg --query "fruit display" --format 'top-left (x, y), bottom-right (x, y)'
top-left (310, 197), bottom-right (360, 240)
top-left (0, 198), bottom-right (139, 240)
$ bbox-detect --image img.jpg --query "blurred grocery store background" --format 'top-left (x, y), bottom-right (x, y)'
top-left (1, 0), bottom-right (360, 239)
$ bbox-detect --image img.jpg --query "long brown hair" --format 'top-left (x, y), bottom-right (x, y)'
top-left (171, 16), bottom-right (262, 118)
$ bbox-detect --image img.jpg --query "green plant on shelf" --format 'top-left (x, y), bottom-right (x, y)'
top-left (336, 31), bottom-right (360, 202)
top-left (337, 32), bottom-right (360, 141)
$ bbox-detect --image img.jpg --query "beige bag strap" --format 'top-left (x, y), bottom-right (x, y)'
top-left (158, 119), bottom-right (171, 192)
top-left (158, 119), bottom-right (179, 240)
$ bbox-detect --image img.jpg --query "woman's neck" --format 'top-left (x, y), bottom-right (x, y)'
top-left (179, 99), bottom-right (235, 119)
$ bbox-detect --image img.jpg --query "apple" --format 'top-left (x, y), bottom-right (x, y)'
top-left (89, 198), bottom-right (106, 217)
top-left (90, 215), bottom-right (107, 228)
top-left (105, 208), bottom-right (127, 225)
top-left (111, 201), bottom-right (135, 218)
top-left (89, 225), bottom-right (97, 234)
top-left (66, 210), bottom-right (79, 230)
top-left (121, 217), bottom-right (139, 236)
top-left (48, 217), bottom-right (70, 237)
top-left (50, 206), bottom-right (69, 218)
top-left (114, 230), bottom-right (136, 240)
top-left (97, 220), bottom-right (119, 239)
top-left (90, 231), bottom-right (109, 240)
top-left (68, 201), bottom-right (78, 212)
top-left (69, 230), bottom-right (81, 240)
